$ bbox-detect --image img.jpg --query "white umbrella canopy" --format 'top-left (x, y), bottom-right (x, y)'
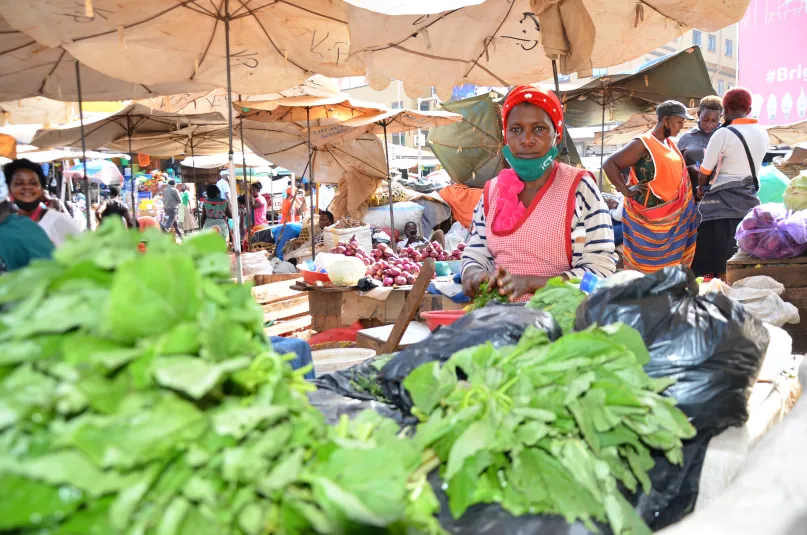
top-left (29, 104), bottom-right (225, 151)
top-left (181, 153), bottom-right (272, 169)
top-left (235, 94), bottom-right (387, 128)
top-left (105, 125), bottom-right (246, 158)
top-left (335, 108), bottom-right (463, 133)
top-left (345, 0), bottom-right (751, 100)
top-left (0, 0), bottom-right (360, 96)
top-left (0, 98), bottom-right (86, 127)
top-left (0, 16), bottom-right (214, 101)
top-left (18, 148), bottom-right (128, 163)
top-left (136, 75), bottom-right (342, 116)
top-left (594, 113), bottom-right (697, 146)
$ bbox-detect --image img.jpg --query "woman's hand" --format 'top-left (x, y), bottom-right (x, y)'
top-left (623, 183), bottom-right (648, 198)
top-left (490, 266), bottom-right (550, 301)
top-left (462, 269), bottom-right (492, 298)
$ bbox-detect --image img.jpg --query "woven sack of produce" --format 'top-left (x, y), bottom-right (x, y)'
top-left (369, 180), bottom-right (409, 206)
top-left (323, 217), bottom-right (373, 252)
top-left (298, 215), bottom-right (312, 242)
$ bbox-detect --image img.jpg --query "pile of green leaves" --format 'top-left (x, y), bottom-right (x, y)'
top-left (403, 324), bottom-right (696, 535)
top-left (526, 277), bottom-right (586, 334)
top-left (0, 222), bottom-right (442, 535)
top-left (468, 280), bottom-right (508, 311)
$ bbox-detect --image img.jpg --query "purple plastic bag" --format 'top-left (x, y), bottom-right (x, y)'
top-left (735, 203), bottom-right (807, 259)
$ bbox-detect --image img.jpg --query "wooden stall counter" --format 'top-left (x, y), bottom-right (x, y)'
top-left (291, 282), bottom-right (411, 332)
top-left (727, 251), bottom-right (807, 352)
top-left (251, 274), bottom-right (311, 338)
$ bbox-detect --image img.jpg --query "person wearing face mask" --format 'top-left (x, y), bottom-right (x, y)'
top-left (678, 96), bottom-right (723, 194)
top-left (602, 101), bottom-right (699, 274)
top-left (461, 86), bottom-right (617, 301)
top-left (4, 158), bottom-right (82, 246)
top-left (0, 172), bottom-right (55, 273)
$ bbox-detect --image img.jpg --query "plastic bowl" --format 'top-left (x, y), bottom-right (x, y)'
top-left (445, 260), bottom-right (461, 274)
top-left (301, 269), bottom-right (331, 285)
top-left (421, 310), bottom-right (466, 331)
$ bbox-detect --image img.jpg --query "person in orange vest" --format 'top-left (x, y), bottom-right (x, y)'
top-left (279, 185), bottom-right (308, 224)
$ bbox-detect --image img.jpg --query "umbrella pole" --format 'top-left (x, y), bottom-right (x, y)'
top-left (599, 92), bottom-right (607, 187)
top-left (240, 117), bottom-right (252, 250)
top-left (382, 121), bottom-right (396, 253)
top-left (269, 169), bottom-right (274, 223)
top-left (74, 61), bottom-right (91, 230)
top-left (224, 0), bottom-right (243, 283)
top-left (127, 121), bottom-right (137, 220)
top-left (190, 133), bottom-right (200, 227)
top-left (306, 107), bottom-right (317, 261)
top-left (552, 60), bottom-right (570, 164)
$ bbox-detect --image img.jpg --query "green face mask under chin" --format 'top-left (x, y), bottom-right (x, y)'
top-left (502, 145), bottom-right (559, 182)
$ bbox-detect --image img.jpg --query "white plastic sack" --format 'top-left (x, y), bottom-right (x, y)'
top-left (363, 201), bottom-right (425, 234)
top-left (314, 253), bottom-right (365, 286)
top-left (702, 275), bottom-right (799, 328)
top-left (270, 257), bottom-right (297, 274)
top-left (237, 251), bottom-right (273, 277)
top-left (444, 221), bottom-right (470, 253)
top-left (322, 224), bottom-right (373, 253)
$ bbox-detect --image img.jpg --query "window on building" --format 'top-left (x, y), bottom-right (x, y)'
top-left (391, 100), bottom-right (403, 110)
top-left (718, 80), bottom-right (725, 95)
top-left (392, 132), bottom-right (405, 145)
top-left (557, 74), bottom-right (571, 83)
top-left (419, 100), bottom-right (430, 111)
top-left (692, 30), bottom-right (702, 46)
top-left (337, 76), bottom-right (368, 90)
top-left (592, 68), bottom-right (607, 78)
top-left (725, 39), bottom-right (733, 57)
top-left (707, 34), bottom-right (716, 52)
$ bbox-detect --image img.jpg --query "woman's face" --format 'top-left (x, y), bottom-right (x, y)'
top-left (698, 109), bottom-right (721, 134)
top-left (663, 116), bottom-right (686, 138)
top-left (10, 169), bottom-right (43, 204)
top-left (506, 103), bottom-right (555, 159)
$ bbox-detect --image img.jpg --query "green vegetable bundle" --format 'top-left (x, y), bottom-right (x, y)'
top-left (526, 277), bottom-right (586, 334)
top-left (0, 223), bottom-right (441, 535)
top-left (403, 324), bottom-right (696, 535)
top-left (467, 280), bottom-right (508, 311)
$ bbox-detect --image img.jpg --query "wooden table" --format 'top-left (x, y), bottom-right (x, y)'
top-left (726, 251), bottom-right (807, 352)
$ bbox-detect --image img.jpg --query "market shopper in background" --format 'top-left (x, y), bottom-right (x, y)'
top-left (602, 101), bottom-right (698, 273)
top-left (201, 184), bottom-right (231, 246)
top-left (0, 176), bottom-right (54, 273)
top-left (160, 179), bottom-right (183, 240)
top-left (678, 95), bottom-right (723, 193)
top-left (692, 87), bottom-right (766, 279)
top-left (179, 184), bottom-right (197, 232)
top-left (95, 185), bottom-right (134, 228)
top-left (250, 182), bottom-right (269, 231)
top-left (4, 158), bottom-right (82, 246)
top-left (216, 170), bottom-right (231, 202)
top-left (461, 86), bottom-right (617, 301)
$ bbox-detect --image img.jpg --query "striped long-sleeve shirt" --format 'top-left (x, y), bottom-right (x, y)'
top-left (460, 174), bottom-right (618, 280)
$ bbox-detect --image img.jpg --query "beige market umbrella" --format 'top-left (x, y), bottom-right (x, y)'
top-left (334, 108), bottom-right (462, 245)
top-left (594, 113), bottom-right (697, 146)
top-left (136, 75), bottom-right (342, 117)
top-left (344, 0), bottom-right (750, 100)
top-left (0, 98), bottom-right (83, 126)
top-left (0, 16), bottom-right (213, 101)
top-left (31, 103), bottom-right (224, 216)
top-left (767, 121), bottom-right (807, 147)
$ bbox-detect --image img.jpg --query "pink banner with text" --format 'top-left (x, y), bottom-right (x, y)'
top-left (739, 0), bottom-right (807, 125)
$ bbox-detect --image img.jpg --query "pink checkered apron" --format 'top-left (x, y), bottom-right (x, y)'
top-left (484, 163), bottom-right (586, 301)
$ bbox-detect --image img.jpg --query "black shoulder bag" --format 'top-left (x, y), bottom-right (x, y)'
top-left (726, 126), bottom-right (759, 192)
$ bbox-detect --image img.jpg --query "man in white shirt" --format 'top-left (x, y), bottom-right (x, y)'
top-left (216, 170), bottom-right (231, 202)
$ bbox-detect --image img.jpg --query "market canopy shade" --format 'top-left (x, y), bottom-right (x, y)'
top-left (344, 0), bottom-right (750, 100)
top-left (180, 153), bottom-right (273, 169)
top-left (594, 113), bottom-right (697, 146)
top-left (0, 16), bottom-right (214, 101)
top-left (336, 108), bottom-right (463, 133)
top-left (136, 76), bottom-right (343, 117)
top-left (0, 98), bottom-right (86, 126)
top-left (0, 0), bottom-right (360, 96)
top-left (63, 159), bottom-right (124, 185)
top-left (104, 125), bottom-right (245, 158)
top-left (235, 94), bottom-right (387, 128)
top-left (18, 148), bottom-right (128, 163)
top-left (560, 47), bottom-right (716, 128)
top-left (29, 104), bottom-right (225, 151)
top-left (767, 121), bottom-right (807, 147)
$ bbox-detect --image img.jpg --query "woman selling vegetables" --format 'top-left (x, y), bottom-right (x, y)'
top-left (461, 86), bottom-right (617, 301)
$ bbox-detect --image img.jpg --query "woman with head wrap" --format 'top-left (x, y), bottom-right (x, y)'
top-left (461, 86), bottom-right (617, 301)
top-left (201, 184), bottom-right (232, 246)
top-left (692, 87), bottom-right (766, 279)
top-left (602, 101), bottom-right (699, 273)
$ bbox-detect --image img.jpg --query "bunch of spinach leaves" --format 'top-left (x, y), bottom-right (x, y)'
top-left (467, 280), bottom-right (508, 311)
top-left (0, 222), bottom-right (443, 535)
top-left (526, 277), bottom-right (586, 334)
top-left (403, 323), bottom-right (696, 535)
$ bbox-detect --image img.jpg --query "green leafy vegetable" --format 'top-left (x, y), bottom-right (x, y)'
top-left (468, 280), bottom-right (508, 311)
top-left (526, 276), bottom-right (586, 334)
top-left (0, 222), bottom-right (443, 535)
top-left (403, 323), bottom-right (696, 535)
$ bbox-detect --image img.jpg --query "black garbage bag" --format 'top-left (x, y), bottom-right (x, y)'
top-left (576, 266), bottom-right (769, 433)
top-left (307, 389), bottom-right (412, 426)
top-left (312, 357), bottom-right (388, 402)
top-left (379, 304), bottom-right (561, 414)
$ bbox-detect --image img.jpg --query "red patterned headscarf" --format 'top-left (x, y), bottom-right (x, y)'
top-left (502, 86), bottom-right (564, 142)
